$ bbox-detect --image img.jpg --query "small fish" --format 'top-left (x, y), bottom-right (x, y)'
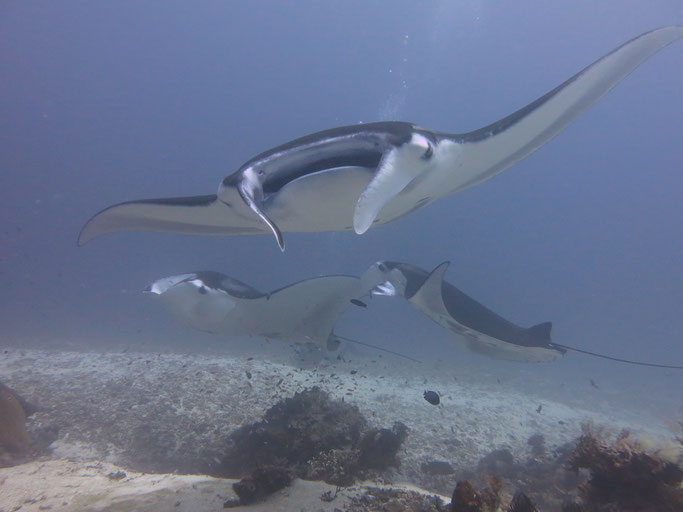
top-left (590, 379), bottom-right (599, 389)
top-left (350, 299), bottom-right (367, 308)
top-left (423, 390), bottom-right (440, 406)
top-left (536, 404), bottom-right (543, 414)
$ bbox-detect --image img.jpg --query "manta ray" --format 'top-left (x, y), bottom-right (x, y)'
top-left (367, 260), bottom-right (683, 368)
top-left (145, 270), bottom-right (378, 347)
top-left (367, 261), bottom-right (566, 362)
top-left (79, 27), bottom-right (683, 250)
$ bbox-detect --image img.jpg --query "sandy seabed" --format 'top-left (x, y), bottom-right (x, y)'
top-left (0, 343), bottom-right (679, 511)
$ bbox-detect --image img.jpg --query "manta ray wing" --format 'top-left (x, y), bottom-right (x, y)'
top-left (78, 194), bottom-right (267, 246)
top-left (445, 25), bottom-right (683, 193)
top-left (147, 272), bottom-right (370, 344)
top-left (250, 276), bottom-right (368, 343)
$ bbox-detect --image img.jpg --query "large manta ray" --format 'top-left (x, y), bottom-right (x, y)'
top-left (79, 27), bottom-right (683, 251)
top-left (367, 261), bottom-right (566, 362)
top-left (145, 270), bottom-right (378, 346)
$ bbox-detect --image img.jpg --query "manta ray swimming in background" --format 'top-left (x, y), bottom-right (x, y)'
top-left (145, 270), bottom-right (375, 347)
top-left (78, 27), bottom-right (683, 250)
top-left (144, 269), bottom-right (421, 361)
top-left (366, 261), bottom-right (683, 368)
top-left (147, 265), bottom-right (683, 368)
top-left (366, 260), bottom-right (566, 362)
top-left (143, 265), bottom-right (560, 363)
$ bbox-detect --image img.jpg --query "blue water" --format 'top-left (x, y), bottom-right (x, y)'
top-left (1, 1), bottom-right (682, 418)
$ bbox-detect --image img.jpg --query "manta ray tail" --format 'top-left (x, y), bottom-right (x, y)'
top-left (332, 334), bottom-right (422, 363)
top-left (552, 342), bottom-right (683, 369)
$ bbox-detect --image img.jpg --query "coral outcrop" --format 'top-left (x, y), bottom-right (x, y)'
top-left (0, 381), bottom-right (37, 467)
top-left (210, 386), bottom-right (409, 496)
top-left (568, 429), bottom-right (683, 511)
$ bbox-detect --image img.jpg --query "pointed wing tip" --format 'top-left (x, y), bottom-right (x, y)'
top-left (77, 222), bottom-right (96, 246)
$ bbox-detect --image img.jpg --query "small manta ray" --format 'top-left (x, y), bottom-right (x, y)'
top-left (145, 270), bottom-right (378, 348)
top-left (367, 261), bottom-right (566, 362)
top-left (78, 27), bottom-right (683, 251)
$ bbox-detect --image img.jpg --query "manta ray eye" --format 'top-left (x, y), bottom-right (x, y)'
top-left (198, 286), bottom-right (208, 295)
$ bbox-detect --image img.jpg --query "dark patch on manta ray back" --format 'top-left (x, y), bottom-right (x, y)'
top-left (130, 194), bottom-right (218, 207)
top-left (248, 121), bottom-right (416, 161)
top-left (189, 271), bottom-right (265, 299)
top-left (225, 122), bottom-right (417, 195)
top-left (261, 151), bottom-right (381, 195)
top-left (392, 262), bottom-right (555, 349)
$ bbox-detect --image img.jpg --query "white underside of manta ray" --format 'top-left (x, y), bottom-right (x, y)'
top-left (78, 27), bottom-right (683, 251)
top-left (145, 270), bottom-right (379, 346)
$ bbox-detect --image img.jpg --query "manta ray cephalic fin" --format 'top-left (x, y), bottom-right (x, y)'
top-left (237, 169), bottom-right (285, 251)
top-left (353, 133), bottom-right (434, 234)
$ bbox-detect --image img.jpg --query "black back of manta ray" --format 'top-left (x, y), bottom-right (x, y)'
top-left (387, 261), bottom-right (559, 350)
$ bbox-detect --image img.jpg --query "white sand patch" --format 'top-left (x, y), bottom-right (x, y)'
top-left (0, 459), bottom-right (451, 512)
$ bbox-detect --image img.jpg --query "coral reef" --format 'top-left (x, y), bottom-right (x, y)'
top-left (211, 386), bottom-right (366, 477)
top-left (433, 427), bottom-right (683, 511)
top-left (449, 437), bottom-right (582, 510)
top-left (449, 478), bottom-right (501, 512)
top-left (227, 466), bottom-right (293, 506)
top-left (358, 421), bottom-right (408, 470)
top-left (349, 487), bottom-right (449, 512)
top-left (448, 481), bottom-right (540, 512)
top-left (0, 381), bottom-right (37, 467)
top-left (507, 491), bottom-right (538, 512)
top-left (0, 382), bottom-right (30, 453)
top-left (451, 480), bottom-right (485, 512)
top-left (307, 447), bottom-right (360, 486)
top-left (210, 386), bottom-right (409, 492)
top-left (568, 429), bottom-right (683, 511)
top-left (527, 433), bottom-right (546, 459)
